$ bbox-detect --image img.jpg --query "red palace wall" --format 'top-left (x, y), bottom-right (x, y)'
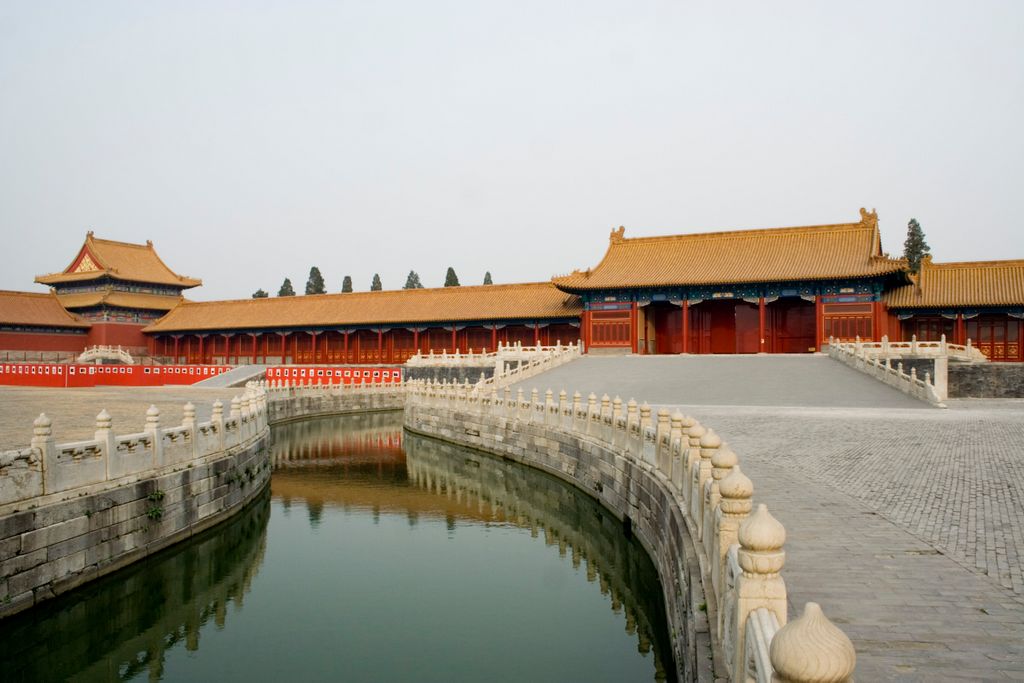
top-left (0, 331), bottom-right (88, 353)
top-left (265, 366), bottom-right (403, 385)
top-left (86, 322), bottom-right (149, 351)
top-left (0, 363), bottom-right (230, 388)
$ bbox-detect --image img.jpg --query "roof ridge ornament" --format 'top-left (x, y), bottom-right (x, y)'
top-left (858, 207), bottom-right (878, 230)
top-left (609, 225), bottom-right (625, 244)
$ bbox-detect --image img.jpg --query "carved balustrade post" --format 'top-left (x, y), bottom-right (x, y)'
top-left (684, 421), bottom-right (705, 507)
top-left (146, 405), bottom-right (163, 467)
top-left (183, 401), bottom-right (198, 459)
top-left (714, 465), bottom-right (752, 630)
top-left (769, 603), bottom-right (856, 683)
top-left (571, 391), bottom-right (583, 432)
top-left (94, 409), bottom-right (114, 480)
top-left (655, 408), bottom-right (671, 476)
top-left (691, 429), bottom-right (720, 536)
top-left (586, 393), bottom-right (598, 436)
top-left (669, 411), bottom-right (685, 491)
top-left (212, 400), bottom-right (224, 451)
top-left (704, 444), bottom-right (737, 562)
top-left (733, 504), bottom-right (788, 679)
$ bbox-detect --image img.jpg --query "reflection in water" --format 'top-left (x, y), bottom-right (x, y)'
top-left (272, 412), bottom-right (675, 681)
top-left (0, 412), bottom-right (674, 682)
top-left (0, 491), bottom-right (269, 682)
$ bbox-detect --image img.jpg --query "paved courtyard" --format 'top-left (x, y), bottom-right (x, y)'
top-left (0, 386), bottom-right (241, 448)
top-left (515, 356), bottom-right (1024, 681)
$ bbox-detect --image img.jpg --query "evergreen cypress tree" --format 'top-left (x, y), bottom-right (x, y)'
top-left (903, 218), bottom-right (931, 274)
top-left (444, 267), bottom-right (460, 287)
top-left (371, 273), bottom-right (382, 291)
top-left (341, 275), bottom-right (353, 293)
top-left (404, 270), bottom-right (423, 289)
top-left (252, 289), bottom-right (269, 298)
top-left (305, 266), bottom-right (327, 295)
top-left (483, 271), bottom-right (493, 285)
top-left (278, 278), bottom-right (295, 296)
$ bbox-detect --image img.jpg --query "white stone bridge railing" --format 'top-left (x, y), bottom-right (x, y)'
top-left (0, 385), bottom-right (269, 509)
top-left (76, 345), bottom-right (136, 365)
top-left (841, 334), bottom-right (987, 363)
top-left (829, 336), bottom-right (947, 406)
top-left (406, 341), bottom-right (582, 386)
top-left (403, 379), bottom-right (857, 683)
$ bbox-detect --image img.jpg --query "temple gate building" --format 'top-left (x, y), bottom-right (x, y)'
top-left (34, 232), bottom-right (200, 350)
top-left (1, 209), bottom-right (1021, 362)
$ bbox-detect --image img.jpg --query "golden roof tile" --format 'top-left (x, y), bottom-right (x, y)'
top-left (57, 291), bottom-right (185, 311)
top-left (884, 258), bottom-right (1024, 309)
top-left (144, 282), bottom-right (582, 333)
top-left (35, 233), bottom-right (202, 288)
top-left (0, 290), bottom-right (91, 329)
top-left (552, 209), bottom-right (905, 291)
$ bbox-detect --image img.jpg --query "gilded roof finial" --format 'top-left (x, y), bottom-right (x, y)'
top-left (610, 226), bottom-right (626, 244)
top-left (858, 207), bottom-right (878, 230)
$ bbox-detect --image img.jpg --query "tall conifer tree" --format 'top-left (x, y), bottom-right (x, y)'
top-left (483, 271), bottom-right (493, 285)
top-left (252, 288), bottom-right (269, 298)
top-left (444, 267), bottom-right (460, 287)
top-left (404, 271), bottom-right (424, 289)
top-left (903, 218), bottom-right (931, 274)
top-left (341, 275), bottom-right (353, 293)
top-left (305, 266), bottom-right (326, 295)
top-left (278, 278), bottom-right (295, 296)
top-left (371, 273), bottom-right (383, 291)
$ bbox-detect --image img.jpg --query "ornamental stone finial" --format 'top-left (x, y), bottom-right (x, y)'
top-left (33, 413), bottom-right (52, 438)
top-left (720, 464), bottom-right (753, 511)
top-left (770, 602), bottom-right (856, 683)
top-left (146, 405), bottom-right (160, 429)
top-left (183, 401), bottom-right (196, 425)
top-left (738, 504), bottom-right (786, 576)
top-left (95, 409), bottom-right (112, 431)
top-left (700, 429), bottom-right (722, 450)
top-left (711, 443), bottom-right (737, 473)
top-left (212, 400), bottom-right (223, 421)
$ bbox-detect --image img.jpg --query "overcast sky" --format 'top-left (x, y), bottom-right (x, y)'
top-left (1, 1), bottom-right (1022, 301)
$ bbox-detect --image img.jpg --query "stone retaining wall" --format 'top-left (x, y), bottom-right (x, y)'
top-left (0, 386), bottom-right (272, 618)
top-left (949, 363), bottom-right (1024, 398)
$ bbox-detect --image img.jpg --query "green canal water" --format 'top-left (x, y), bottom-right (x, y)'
top-left (0, 412), bottom-right (674, 682)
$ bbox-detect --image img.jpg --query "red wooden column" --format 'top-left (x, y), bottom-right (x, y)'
top-left (955, 313), bottom-right (966, 345)
top-left (630, 302), bottom-right (639, 354)
top-left (251, 334), bottom-right (258, 364)
top-left (173, 336), bottom-right (180, 364)
top-left (412, 329), bottom-right (419, 355)
top-left (814, 297), bottom-right (824, 351)
top-left (377, 329), bottom-right (383, 362)
top-left (197, 335), bottom-right (205, 364)
top-left (758, 297), bottom-right (766, 353)
top-left (681, 301), bottom-right (690, 354)
top-left (310, 332), bottom-right (318, 364)
top-left (343, 331), bottom-right (350, 362)
top-left (533, 324), bottom-right (540, 346)
top-left (450, 327), bottom-right (457, 353)
top-left (490, 326), bottom-right (497, 351)
top-left (280, 333), bottom-right (287, 364)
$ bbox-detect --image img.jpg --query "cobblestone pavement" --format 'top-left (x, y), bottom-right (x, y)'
top-left (515, 356), bottom-right (1024, 681)
top-left (0, 386), bottom-right (241, 448)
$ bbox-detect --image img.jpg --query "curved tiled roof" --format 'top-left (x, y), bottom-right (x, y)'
top-left (0, 290), bottom-right (91, 329)
top-left (552, 209), bottom-right (905, 291)
top-left (884, 259), bottom-right (1024, 309)
top-left (57, 290), bottom-right (185, 312)
top-left (144, 282), bottom-right (582, 333)
top-left (36, 233), bottom-right (201, 289)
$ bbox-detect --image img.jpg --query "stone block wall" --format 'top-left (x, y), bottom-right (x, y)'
top-left (948, 363), bottom-right (1024, 398)
top-left (0, 435), bottom-right (270, 618)
top-left (402, 365), bottom-right (496, 384)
